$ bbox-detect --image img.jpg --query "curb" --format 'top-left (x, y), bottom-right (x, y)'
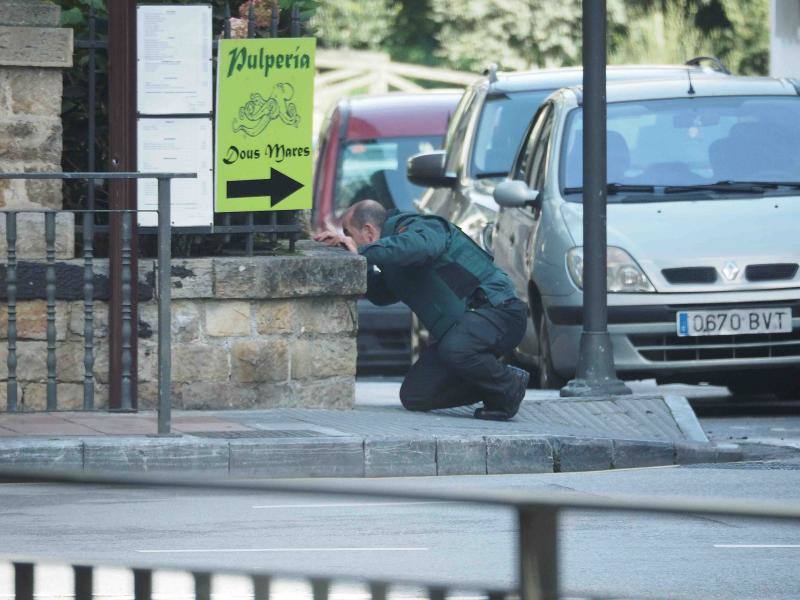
top-left (0, 434), bottom-right (742, 478)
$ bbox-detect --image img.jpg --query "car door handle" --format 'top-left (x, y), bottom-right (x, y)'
top-left (509, 234), bottom-right (516, 245)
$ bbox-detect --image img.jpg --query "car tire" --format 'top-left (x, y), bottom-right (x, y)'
top-left (538, 313), bottom-right (566, 390)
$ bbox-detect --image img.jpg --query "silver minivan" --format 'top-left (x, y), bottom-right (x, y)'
top-left (491, 75), bottom-right (800, 395)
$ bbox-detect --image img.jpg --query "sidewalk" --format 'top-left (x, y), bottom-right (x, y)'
top-left (0, 382), bottom-right (741, 477)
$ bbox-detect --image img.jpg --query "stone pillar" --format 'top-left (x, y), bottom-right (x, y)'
top-left (0, 0), bottom-right (74, 258)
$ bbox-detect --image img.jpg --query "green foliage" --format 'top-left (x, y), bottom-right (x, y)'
top-left (610, 3), bottom-right (710, 66)
top-left (428, 0), bottom-right (627, 71)
top-left (310, 0), bottom-right (398, 50)
top-left (385, 0), bottom-right (440, 66)
top-left (612, 0), bottom-right (769, 74)
top-left (712, 0), bottom-right (769, 74)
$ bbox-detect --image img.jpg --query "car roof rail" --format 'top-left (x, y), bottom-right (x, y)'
top-left (685, 56), bottom-right (731, 75)
top-left (484, 63), bottom-right (499, 84)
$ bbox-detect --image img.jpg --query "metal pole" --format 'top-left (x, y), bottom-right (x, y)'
top-left (157, 178), bottom-right (172, 435)
top-left (561, 0), bottom-right (631, 398)
top-left (108, 0), bottom-right (140, 409)
top-left (518, 508), bottom-right (558, 600)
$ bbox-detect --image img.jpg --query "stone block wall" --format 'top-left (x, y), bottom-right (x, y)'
top-left (0, 242), bottom-right (367, 411)
top-left (0, 0), bottom-right (74, 258)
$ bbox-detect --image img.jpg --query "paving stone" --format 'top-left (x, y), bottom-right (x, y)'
top-left (254, 298), bottom-right (358, 335)
top-left (83, 438), bottom-right (228, 473)
top-left (229, 437), bottom-right (364, 478)
top-left (486, 436), bottom-right (553, 474)
top-left (254, 300), bottom-right (295, 334)
top-left (6, 69), bottom-right (62, 117)
top-left (0, 25), bottom-right (72, 68)
top-left (171, 344), bottom-right (230, 383)
top-left (171, 382), bottom-right (261, 410)
top-left (213, 246), bottom-right (365, 299)
top-left (290, 337), bottom-right (356, 379)
top-left (169, 259), bottom-right (213, 299)
top-left (0, 212), bottom-right (74, 259)
top-left (436, 436), bottom-right (486, 476)
top-left (714, 443), bottom-right (743, 463)
top-left (290, 377), bottom-right (354, 409)
top-left (0, 116), bottom-right (62, 163)
top-left (0, 299), bottom-right (68, 340)
top-left (231, 339), bottom-right (289, 384)
top-left (205, 301), bottom-right (251, 337)
top-left (0, 1), bottom-right (61, 27)
top-left (613, 439), bottom-right (675, 469)
top-left (21, 382), bottom-right (85, 411)
top-left (365, 438), bottom-right (436, 477)
top-left (675, 442), bottom-right (719, 465)
top-left (556, 437), bottom-right (613, 473)
top-left (0, 438), bottom-right (83, 470)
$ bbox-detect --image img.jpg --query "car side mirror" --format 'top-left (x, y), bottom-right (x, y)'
top-left (494, 180), bottom-right (541, 209)
top-left (407, 151), bottom-right (456, 189)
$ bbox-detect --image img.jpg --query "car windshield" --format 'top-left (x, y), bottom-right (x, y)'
top-left (561, 95), bottom-right (800, 202)
top-left (471, 90), bottom-right (553, 179)
top-left (334, 136), bottom-right (439, 216)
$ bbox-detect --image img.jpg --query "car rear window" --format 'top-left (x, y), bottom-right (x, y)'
top-left (561, 95), bottom-right (800, 201)
top-left (334, 136), bottom-right (439, 217)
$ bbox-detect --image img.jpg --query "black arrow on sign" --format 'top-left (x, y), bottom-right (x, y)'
top-left (226, 168), bottom-right (304, 207)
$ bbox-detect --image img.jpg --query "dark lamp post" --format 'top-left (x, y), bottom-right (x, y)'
top-left (561, 0), bottom-right (632, 398)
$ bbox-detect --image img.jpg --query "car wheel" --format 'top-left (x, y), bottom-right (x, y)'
top-left (538, 313), bottom-right (566, 390)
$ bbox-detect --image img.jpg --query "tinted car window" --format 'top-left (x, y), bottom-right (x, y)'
top-left (444, 89), bottom-right (480, 174)
top-left (530, 106), bottom-right (555, 191)
top-left (471, 89), bottom-right (553, 179)
top-left (513, 104), bottom-right (550, 183)
top-left (334, 136), bottom-right (439, 216)
top-left (561, 95), bottom-right (800, 200)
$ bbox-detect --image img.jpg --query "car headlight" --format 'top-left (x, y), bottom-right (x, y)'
top-left (566, 246), bottom-right (655, 293)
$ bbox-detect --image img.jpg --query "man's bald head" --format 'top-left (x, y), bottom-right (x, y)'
top-left (342, 200), bottom-right (387, 246)
top-left (345, 200), bottom-right (387, 230)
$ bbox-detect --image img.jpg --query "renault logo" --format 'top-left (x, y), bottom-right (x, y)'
top-left (722, 261), bottom-right (740, 281)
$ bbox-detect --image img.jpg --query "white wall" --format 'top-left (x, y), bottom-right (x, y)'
top-left (771, 0), bottom-right (800, 77)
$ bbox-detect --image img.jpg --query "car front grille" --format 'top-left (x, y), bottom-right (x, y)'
top-left (745, 263), bottom-right (799, 282)
top-left (630, 330), bottom-right (800, 362)
top-left (662, 267), bottom-right (717, 284)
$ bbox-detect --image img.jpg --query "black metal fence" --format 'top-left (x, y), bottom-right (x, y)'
top-left (67, 1), bottom-right (305, 259)
top-left (3, 469), bottom-right (800, 599)
top-left (0, 172), bottom-right (189, 434)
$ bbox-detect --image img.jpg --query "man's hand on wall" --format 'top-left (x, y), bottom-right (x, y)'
top-left (313, 231), bottom-right (358, 253)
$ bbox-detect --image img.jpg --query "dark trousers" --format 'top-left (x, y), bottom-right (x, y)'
top-left (399, 298), bottom-right (528, 411)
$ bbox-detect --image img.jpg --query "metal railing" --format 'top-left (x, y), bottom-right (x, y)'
top-left (0, 173), bottom-right (194, 434)
top-left (1, 469), bottom-right (800, 600)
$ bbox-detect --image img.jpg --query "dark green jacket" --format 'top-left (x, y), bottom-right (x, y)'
top-left (358, 211), bottom-right (517, 340)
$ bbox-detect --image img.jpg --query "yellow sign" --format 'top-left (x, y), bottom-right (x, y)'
top-left (215, 37), bottom-right (316, 212)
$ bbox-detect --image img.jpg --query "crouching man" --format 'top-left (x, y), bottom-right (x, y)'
top-left (314, 200), bottom-right (529, 421)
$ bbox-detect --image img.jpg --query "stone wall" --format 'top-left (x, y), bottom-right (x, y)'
top-left (0, 242), bottom-right (367, 410)
top-left (0, 0), bottom-right (74, 258)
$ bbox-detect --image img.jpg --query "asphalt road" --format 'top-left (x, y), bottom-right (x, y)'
top-left (2, 381), bottom-right (799, 599)
top-left (3, 456), bottom-right (800, 600)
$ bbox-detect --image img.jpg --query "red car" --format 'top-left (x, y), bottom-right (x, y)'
top-left (314, 91), bottom-right (460, 231)
top-left (313, 91), bottom-right (460, 371)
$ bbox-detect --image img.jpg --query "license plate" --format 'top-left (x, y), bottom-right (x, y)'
top-left (677, 308), bottom-right (793, 337)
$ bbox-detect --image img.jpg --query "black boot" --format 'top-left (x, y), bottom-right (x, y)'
top-left (474, 365), bottom-right (529, 421)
